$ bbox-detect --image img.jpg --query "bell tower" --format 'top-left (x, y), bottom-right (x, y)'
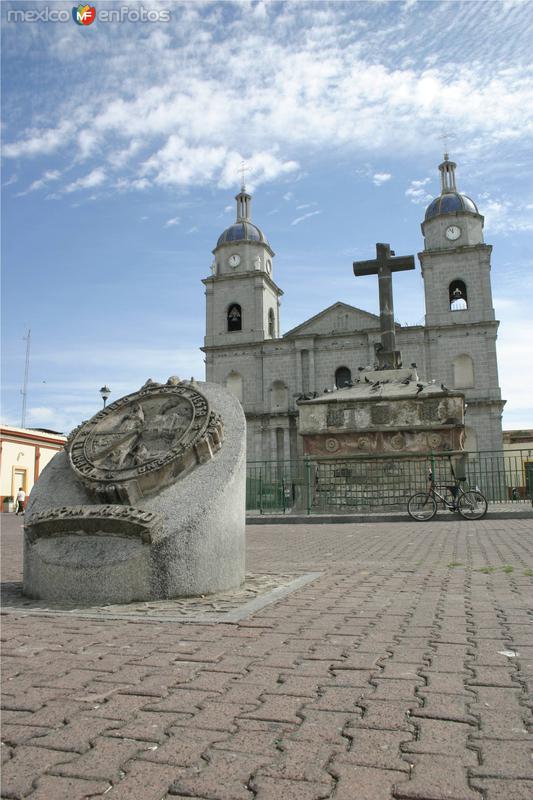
top-left (418, 155), bottom-right (504, 452)
top-left (202, 182), bottom-right (282, 381)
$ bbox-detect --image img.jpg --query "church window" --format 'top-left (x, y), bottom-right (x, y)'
top-left (225, 371), bottom-right (243, 402)
top-left (271, 380), bottom-right (288, 411)
top-left (453, 354), bottom-right (474, 389)
top-left (449, 280), bottom-right (468, 311)
top-left (301, 350), bottom-right (310, 394)
top-left (268, 308), bottom-right (275, 338)
top-left (335, 366), bottom-right (352, 389)
top-left (227, 303), bottom-right (242, 331)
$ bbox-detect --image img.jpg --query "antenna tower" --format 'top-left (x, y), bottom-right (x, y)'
top-left (20, 329), bottom-right (31, 428)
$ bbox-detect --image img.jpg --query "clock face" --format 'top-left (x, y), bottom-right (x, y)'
top-left (445, 225), bottom-right (461, 241)
top-left (228, 254), bottom-right (241, 268)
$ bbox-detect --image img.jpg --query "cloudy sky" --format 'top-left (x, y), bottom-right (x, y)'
top-left (2, 0), bottom-right (532, 436)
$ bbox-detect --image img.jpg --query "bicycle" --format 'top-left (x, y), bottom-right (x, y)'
top-left (407, 462), bottom-right (488, 521)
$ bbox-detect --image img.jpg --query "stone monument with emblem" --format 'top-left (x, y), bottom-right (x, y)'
top-left (23, 377), bottom-right (246, 604)
top-left (297, 244), bottom-right (466, 507)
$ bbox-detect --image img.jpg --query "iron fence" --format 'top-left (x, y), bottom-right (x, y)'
top-left (246, 448), bottom-right (533, 514)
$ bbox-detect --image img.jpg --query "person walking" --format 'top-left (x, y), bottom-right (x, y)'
top-left (15, 487), bottom-right (26, 515)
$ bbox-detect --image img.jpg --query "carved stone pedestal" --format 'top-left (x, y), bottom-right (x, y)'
top-left (23, 379), bottom-right (246, 605)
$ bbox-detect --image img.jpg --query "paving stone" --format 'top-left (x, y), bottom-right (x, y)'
top-left (140, 728), bottom-right (225, 766)
top-left (242, 694), bottom-right (306, 724)
top-left (422, 671), bottom-right (473, 695)
top-left (0, 745), bottom-right (77, 798)
top-left (327, 669), bottom-right (375, 688)
top-left (469, 777), bottom-right (533, 799)
top-left (101, 759), bottom-right (180, 799)
top-left (393, 754), bottom-right (482, 799)
top-left (336, 728), bottom-right (412, 771)
top-left (289, 709), bottom-right (356, 743)
top-left (368, 678), bottom-right (424, 701)
top-left (29, 715), bottom-right (121, 753)
top-left (334, 653), bottom-right (381, 671)
top-left (1, 687), bottom-right (63, 712)
top-left (2, 516), bottom-right (533, 800)
top-left (169, 751), bottom-right (268, 800)
top-left (185, 671), bottom-right (242, 692)
top-left (470, 738), bottom-right (533, 779)
top-left (330, 763), bottom-right (409, 800)
top-left (86, 692), bottom-right (151, 720)
top-left (28, 775), bottom-right (111, 799)
top-left (143, 688), bottom-right (217, 713)
top-left (257, 740), bottom-right (342, 782)
top-left (106, 711), bottom-right (187, 743)
top-left (175, 701), bottom-right (255, 732)
top-left (250, 775), bottom-right (333, 800)
top-left (467, 665), bottom-right (519, 687)
top-left (470, 686), bottom-right (529, 737)
top-left (1, 741), bottom-right (13, 765)
top-left (1, 724), bottom-right (52, 746)
top-left (49, 736), bottom-right (153, 782)
top-left (412, 691), bottom-right (477, 724)
top-left (404, 719), bottom-right (478, 762)
top-left (377, 663), bottom-right (423, 680)
top-left (272, 676), bottom-right (320, 697)
top-left (309, 686), bottom-right (363, 711)
top-left (356, 699), bottom-right (418, 731)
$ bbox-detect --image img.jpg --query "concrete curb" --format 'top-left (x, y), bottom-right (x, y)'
top-left (247, 510), bottom-right (533, 524)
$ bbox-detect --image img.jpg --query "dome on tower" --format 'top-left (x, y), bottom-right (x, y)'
top-left (215, 185), bottom-right (270, 249)
top-left (424, 154), bottom-right (479, 221)
top-left (217, 220), bottom-right (268, 247)
top-left (425, 192), bottom-right (478, 221)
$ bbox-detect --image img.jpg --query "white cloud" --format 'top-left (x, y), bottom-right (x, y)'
top-left (2, 2), bottom-right (533, 203)
top-left (373, 172), bottom-right (392, 186)
top-left (164, 216), bottom-right (180, 227)
top-left (406, 177), bottom-right (433, 204)
top-left (291, 210), bottom-right (322, 226)
top-left (64, 168), bottom-right (106, 194)
top-left (18, 169), bottom-right (61, 196)
top-left (478, 193), bottom-right (533, 234)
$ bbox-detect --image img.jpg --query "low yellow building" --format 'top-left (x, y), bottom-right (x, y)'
top-left (0, 425), bottom-right (67, 510)
top-left (503, 429), bottom-right (533, 499)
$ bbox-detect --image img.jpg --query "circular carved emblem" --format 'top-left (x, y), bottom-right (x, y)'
top-left (427, 433), bottom-right (442, 449)
top-left (390, 432), bottom-right (406, 451)
top-left (357, 437), bottom-right (370, 451)
top-left (67, 378), bottom-right (223, 504)
top-left (325, 438), bottom-right (339, 453)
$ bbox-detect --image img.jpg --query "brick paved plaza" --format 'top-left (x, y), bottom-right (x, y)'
top-left (1, 514), bottom-right (532, 799)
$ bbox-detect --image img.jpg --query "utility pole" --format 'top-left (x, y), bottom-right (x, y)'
top-left (20, 329), bottom-right (31, 428)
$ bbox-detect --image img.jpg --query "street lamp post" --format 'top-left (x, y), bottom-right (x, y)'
top-left (99, 385), bottom-right (111, 408)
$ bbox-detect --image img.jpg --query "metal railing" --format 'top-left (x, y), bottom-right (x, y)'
top-left (246, 448), bottom-right (533, 514)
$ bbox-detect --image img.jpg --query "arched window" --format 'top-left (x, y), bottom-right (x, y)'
top-left (449, 280), bottom-right (468, 311)
top-left (227, 303), bottom-right (242, 332)
top-left (225, 371), bottom-right (243, 402)
top-left (268, 308), bottom-right (275, 338)
top-left (453, 354), bottom-right (474, 388)
top-left (335, 366), bottom-right (352, 389)
top-left (271, 380), bottom-right (288, 411)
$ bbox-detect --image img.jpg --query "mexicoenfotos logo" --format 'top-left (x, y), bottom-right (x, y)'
top-left (73, 4), bottom-right (96, 25)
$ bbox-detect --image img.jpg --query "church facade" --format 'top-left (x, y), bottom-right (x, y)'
top-left (202, 157), bottom-right (505, 463)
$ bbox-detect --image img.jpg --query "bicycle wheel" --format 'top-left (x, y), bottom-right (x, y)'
top-left (457, 490), bottom-right (488, 520)
top-left (407, 493), bottom-right (437, 521)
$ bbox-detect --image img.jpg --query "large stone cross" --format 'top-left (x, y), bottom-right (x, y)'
top-left (353, 243), bottom-right (415, 369)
